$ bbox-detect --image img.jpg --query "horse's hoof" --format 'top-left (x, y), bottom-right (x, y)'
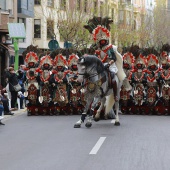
top-left (94, 117), bottom-right (100, 122)
top-left (114, 121), bottom-right (120, 126)
top-left (85, 122), bottom-right (92, 128)
top-left (74, 124), bottom-right (81, 128)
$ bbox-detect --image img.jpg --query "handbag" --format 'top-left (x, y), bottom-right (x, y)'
top-left (10, 83), bottom-right (22, 92)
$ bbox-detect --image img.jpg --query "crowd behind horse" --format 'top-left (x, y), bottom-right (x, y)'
top-left (22, 44), bottom-right (169, 116)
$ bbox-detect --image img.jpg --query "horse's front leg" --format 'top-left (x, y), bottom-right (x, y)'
top-left (114, 101), bottom-right (120, 126)
top-left (94, 97), bottom-right (105, 121)
top-left (84, 98), bottom-right (99, 128)
top-left (74, 98), bottom-right (93, 128)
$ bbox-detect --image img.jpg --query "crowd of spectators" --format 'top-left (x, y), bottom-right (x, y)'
top-left (0, 64), bottom-right (26, 125)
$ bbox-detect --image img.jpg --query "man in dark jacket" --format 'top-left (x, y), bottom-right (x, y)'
top-left (5, 67), bottom-right (19, 110)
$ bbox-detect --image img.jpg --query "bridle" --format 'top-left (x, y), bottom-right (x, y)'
top-left (78, 64), bottom-right (99, 80)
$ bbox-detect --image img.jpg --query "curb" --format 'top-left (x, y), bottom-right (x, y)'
top-left (3, 108), bottom-right (27, 122)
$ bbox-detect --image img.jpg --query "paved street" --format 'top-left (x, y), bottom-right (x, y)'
top-left (1, 112), bottom-right (170, 170)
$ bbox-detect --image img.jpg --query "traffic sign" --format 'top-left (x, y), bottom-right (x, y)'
top-left (8, 23), bottom-right (26, 38)
top-left (64, 41), bottom-right (72, 48)
top-left (48, 39), bottom-right (59, 51)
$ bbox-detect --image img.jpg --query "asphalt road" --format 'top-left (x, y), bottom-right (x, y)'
top-left (1, 113), bottom-right (170, 170)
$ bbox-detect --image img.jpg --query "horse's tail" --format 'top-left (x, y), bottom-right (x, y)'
top-left (105, 94), bottom-right (115, 114)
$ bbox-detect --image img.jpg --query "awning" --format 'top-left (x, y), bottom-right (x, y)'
top-left (0, 43), bottom-right (15, 56)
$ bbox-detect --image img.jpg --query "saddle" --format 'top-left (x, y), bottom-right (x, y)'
top-left (108, 71), bottom-right (112, 88)
top-left (104, 66), bottom-right (112, 88)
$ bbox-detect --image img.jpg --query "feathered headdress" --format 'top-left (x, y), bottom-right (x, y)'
top-left (84, 16), bottom-right (113, 43)
top-left (25, 51), bottom-right (39, 68)
top-left (134, 54), bottom-right (147, 69)
top-left (123, 52), bottom-right (135, 66)
top-left (68, 54), bottom-right (79, 67)
top-left (39, 55), bottom-right (53, 70)
top-left (160, 44), bottom-right (170, 64)
top-left (146, 54), bottom-right (159, 67)
top-left (53, 54), bottom-right (67, 67)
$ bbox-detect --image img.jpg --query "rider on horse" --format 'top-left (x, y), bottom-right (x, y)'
top-left (84, 16), bottom-right (126, 101)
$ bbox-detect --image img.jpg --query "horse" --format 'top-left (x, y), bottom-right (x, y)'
top-left (74, 55), bottom-right (122, 128)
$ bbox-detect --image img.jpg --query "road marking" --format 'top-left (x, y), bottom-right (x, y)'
top-left (111, 119), bottom-right (115, 123)
top-left (89, 137), bottom-right (106, 155)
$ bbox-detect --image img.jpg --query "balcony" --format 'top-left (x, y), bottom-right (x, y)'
top-left (0, 9), bottom-right (10, 32)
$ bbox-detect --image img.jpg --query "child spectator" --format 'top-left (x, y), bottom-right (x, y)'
top-left (0, 101), bottom-right (5, 125)
top-left (0, 89), bottom-right (14, 115)
top-left (18, 91), bottom-right (25, 109)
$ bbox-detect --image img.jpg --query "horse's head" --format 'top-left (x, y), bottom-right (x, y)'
top-left (77, 55), bottom-right (104, 83)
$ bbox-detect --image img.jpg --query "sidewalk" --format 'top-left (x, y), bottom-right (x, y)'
top-left (3, 108), bottom-right (27, 122)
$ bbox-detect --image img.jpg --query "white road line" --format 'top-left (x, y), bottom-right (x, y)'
top-left (89, 137), bottom-right (106, 155)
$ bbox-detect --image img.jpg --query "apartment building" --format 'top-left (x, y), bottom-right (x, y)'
top-left (17, 0), bottom-right (34, 60)
top-left (0, 0), bottom-right (34, 86)
top-left (118, 0), bottom-right (145, 30)
top-left (107, 0), bottom-right (119, 22)
top-left (0, 0), bottom-right (17, 86)
top-left (33, 0), bottom-right (109, 50)
top-left (33, 0), bottom-right (61, 50)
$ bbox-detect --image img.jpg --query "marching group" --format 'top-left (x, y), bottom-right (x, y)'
top-left (1, 16), bottom-right (170, 125)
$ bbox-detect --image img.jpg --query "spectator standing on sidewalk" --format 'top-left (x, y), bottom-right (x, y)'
top-left (5, 67), bottom-right (19, 111)
top-left (17, 69), bottom-right (26, 93)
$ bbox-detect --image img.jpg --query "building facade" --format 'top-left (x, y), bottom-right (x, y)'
top-left (17, 0), bottom-right (34, 63)
top-left (33, 0), bottom-right (110, 50)
top-left (0, 0), bottom-right (17, 86)
top-left (0, 0), bottom-right (34, 86)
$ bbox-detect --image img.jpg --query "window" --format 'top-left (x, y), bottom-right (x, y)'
top-left (0, 0), bottom-right (6, 10)
top-left (77, 0), bottom-right (81, 11)
top-left (126, 11), bottom-right (131, 25)
top-left (34, 19), bottom-right (41, 38)
top-left (34, 0), bottom-right (41, 5)
top-left (47, 0), bottom-right (54, 7)
top-left (84, 0), bottom-right (87, 13)
top-left (111, 8), bottom-right (114, 20)
top-left (7, 0), bottom-right (14, 15)
top-left (18, 18), bottom-right (26, 42)
top-left (133, 20), bottom-right (136, 30)
top-left (93, 1), bottom-right (98, 14)
top-left (60, 0), bottom-right (66, 10)
top-left (119, 10), bottom-right (124, 23)
top-left (100, 1), bottom-right (103, 17)
top-left (47, 20), bottom-right (54, 39)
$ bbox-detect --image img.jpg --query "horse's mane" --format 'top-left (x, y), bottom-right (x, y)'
top-left (82, 55), bottom-right (104, 74)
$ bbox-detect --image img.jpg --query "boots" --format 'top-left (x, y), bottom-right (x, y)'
top-left (110, 72), bottom-right (118, 101)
